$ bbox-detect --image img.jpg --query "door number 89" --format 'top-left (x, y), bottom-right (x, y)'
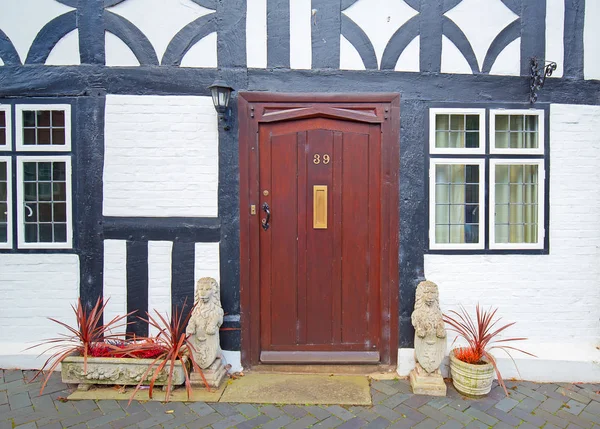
top-left (313, 154), bottom-right (330, 165)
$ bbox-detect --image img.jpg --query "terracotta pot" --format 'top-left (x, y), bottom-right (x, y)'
top-left (61, 355), bottom-right (188, 389)
top-left (449, 349), bottom-right (495, 397)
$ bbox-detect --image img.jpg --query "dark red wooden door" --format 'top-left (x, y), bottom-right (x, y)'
top-left (258, 118), bottom-right (382, 363)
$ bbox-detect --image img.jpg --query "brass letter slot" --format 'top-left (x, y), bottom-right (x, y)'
top-left (313, 185), bottom-right (327, 229)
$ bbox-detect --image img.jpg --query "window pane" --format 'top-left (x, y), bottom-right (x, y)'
top-left (466, 115), bottom-right (479, 130)
top-left (37, 129), bottom-right (51, 145)
top-left (434, 163), bottom-right (480, 245)
top-left (436, 114), bottom-right (449, 131)
top-left (465, 131), bottom-right (478, 148)
top-left (0, 182), bottom-right (6, 201)
top-left (20, 160), bottom-right (69, 245)
top-left (525, 115), bottom-right (538, 131)
top-left (495, 131), bottom-right (509, 148)
top-left (0, 162), bottom-right (6, 181)
top-left (0, 224), bottom-right (6, 242)
top-left (450, 115), bottom-right (465, 130)
top-left (449, 131), bottom-right (464, 148)
top-left (23, 128), bottom-right (36, 145)
top-left (494, 164), bottom-right (539, 244)
top-left (20, 109), bottom-right (68, 148)
top-left (23, 111), bottom-right (35, 127)
top-left (52, 129), bottom-right (66, 145)
top-left (52, 111), bottom-right (65, 127)
top-left (0, 203), bottom-right (6, 222)
top-left (435, 131), bottom-right (449, 148)
top-left (0, 111), bottom-right (5, 127)
top-left (0, 112), bottom-right (5, 146)
top-left (510, 115), bottom-right (524, 131)
top-left (495, 115), bottom-right (509, 131)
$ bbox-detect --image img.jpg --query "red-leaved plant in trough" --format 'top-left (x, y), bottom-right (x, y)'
top-left (27, 297), bottom-right (133, 393)
top-left (119, 300), bottom-right (209, 404)
top-left (443, 304), bottom-right (536, 395)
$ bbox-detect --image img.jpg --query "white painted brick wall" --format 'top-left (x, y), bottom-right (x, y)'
top-left (194, 242), bottom-right (220, 283)
top-left (0, 254), bottom-right (79, 368)
top-left (103, 95), bottom-right (218, 217)
top-left (103, 239), bottom-right (127, 331)
top-left (148, 241), bottom-right (173, 335)
top-left (421, 104), bottom-right (600, 380)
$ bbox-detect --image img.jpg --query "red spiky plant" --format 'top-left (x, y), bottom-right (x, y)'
top-left (443, 304), bottom-right (535, 396)
top-left (27, 297), bottom-right (133, 394)
top-left (121, 300), bottom-right (208, 404)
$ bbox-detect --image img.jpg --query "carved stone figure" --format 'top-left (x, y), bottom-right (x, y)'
top-left (186, 277), bottom-right (224, 369)
top-left (409, 280), bottom-right (447, 396)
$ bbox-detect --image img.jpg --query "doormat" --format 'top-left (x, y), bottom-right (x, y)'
top-left (219, 373), bottom-right (371, 405)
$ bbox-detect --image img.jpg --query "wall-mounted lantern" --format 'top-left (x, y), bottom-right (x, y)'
top-left (530, 58), bottom-right (557, 104)
top-left (209, 78), bottom-right (234, 131)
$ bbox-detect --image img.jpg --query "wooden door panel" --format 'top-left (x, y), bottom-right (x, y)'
top-left (239, 93), bottom-right (400, 367)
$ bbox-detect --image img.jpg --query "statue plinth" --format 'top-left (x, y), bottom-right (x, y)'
top-left (190, 357), bottom-right (227, 389)
top-left (409, 363), bottom-right (447, 396)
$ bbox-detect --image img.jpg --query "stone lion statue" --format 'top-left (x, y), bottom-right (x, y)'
top-left (411, 280), bottom-right (446, 375)
top-left (186, 277), bottom-right (224, 369)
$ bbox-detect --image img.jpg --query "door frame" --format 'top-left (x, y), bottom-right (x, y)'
top-left (238, 92), bottom-right (400, 368)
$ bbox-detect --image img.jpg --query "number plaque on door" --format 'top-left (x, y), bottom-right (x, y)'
top-left (313, 185), bottom-right (327, 229)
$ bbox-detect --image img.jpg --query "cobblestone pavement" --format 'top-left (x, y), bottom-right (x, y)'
top-left (2, 369), bottom-right (600, 429)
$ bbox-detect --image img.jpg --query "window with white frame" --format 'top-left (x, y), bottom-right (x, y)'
top-left (429, 108), bottom-right (546, 251)
top-left (0, 103), bottom-right (73, 250)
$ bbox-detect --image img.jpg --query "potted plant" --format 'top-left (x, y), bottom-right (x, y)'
top-left (443, 304), bottom-right (534, 397)
top-left (30, 297), bottom-right (206, 403)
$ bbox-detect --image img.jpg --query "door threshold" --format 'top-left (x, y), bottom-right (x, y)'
top-left (248, 363), bottom-right (398, 377)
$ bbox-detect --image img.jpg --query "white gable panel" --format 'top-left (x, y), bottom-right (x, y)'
top-left (45, 29), bottom-right (80, 65)
top-left (105, 31), bottom-right (140, 67)
top-left (339, 35), bottom-right (365, 70)
top-left (584, 0), bottom-right (600, 80)
top-left (488, 38), bottom-right (520, 76)
top-left (395, 36), bottom-right (419, 72)
top-left (546, 0), bottom-right (564, 78)
top-left (181, 32), bottom-right (217, 68)
top-left (247, 0), bottom-right (267, 68)
top-left (440, 35), bottom-right (471, 75)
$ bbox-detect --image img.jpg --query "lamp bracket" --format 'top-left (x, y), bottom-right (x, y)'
top-left (530, 57), bottom-right (557, 104)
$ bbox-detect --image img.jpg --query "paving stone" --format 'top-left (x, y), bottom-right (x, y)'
top-left (556, 409), bottom-right (595, 429)
top-left (419, 405), bottom-right (449, 423)
top-left (438, 404), bottom-right (474, 425)
top-left (515, 386), bottom-right (547, 401)
top-left (111, 410), bottom-right (152, 429)
top-left (485, 407), bottom-right (522, 426)
top-left (4, 370), bottom-right (23, 383)
top-left (492, 423), bottom-right (517, 429)
top-left (464, 421), bottom-right (488, 429)
top-left (87, 409), bottom-right (127, 428)
top-left (162, 412), bottom-right (201, 429)
top-left (468, 398), bottom-right (497, 412)
top-left (532, 409), bottom-right (569, 428)
top-left (558, 388), bottom-right (593, 405)
top-left (213, 402), bottom-right (242, 417)
top-left (58, 409), bottom-right (105, 427)
top-left (495, 397), bottom-right (519, 412)
top-left (371, 381), bottom-right (398, 396)
top-left (356, 409), bottom-right (381, 422)
top-left (509, 407), bottom-right (546, 426)
top-left (393, 404), bottom-right (427, 423)
top-left (447, 398), bottom-right (471, 411)
top-left (517, 423), bottom-right (538, 429)
top-left (405, 395), bottom-right (436, 409)
top-left (0, 391), bottom-right (8, 406)
top-left (576, 389), bottom-right (600, 403)
top-left (261, 415), bottom-right (295, 429)
top-left (186, 412), bottom-right (224, 429)
top-left (520, 381), bottom-right (541, 390)
top-left (284, 415), bottom-right (319, 429)
top-left (382, 393), bottom-right (410, 408)
top-left (283, 405), bottom-right (308, 419)
top-left (563, 399), bottom-right (588, 415)
top-left (310, 415), bottom-right (342, 428)
top-left (362, 417), bottom-right (390, 429)
top-left (8, 392), bottom-right (32, 410)
top-left (437, 420), bottom-right (463, 429)
top-left (37, 423), bottom-right (63, 429)
top-left (541, 398), bottom-right (566, 413)
top-left (464, 406), bottom-right (499, 426)
top-left (236, 403), bottom-right (261, 418)
top-left (580, 411), bottom-right (600, 425)
top-left (11, 411), bottom-right (49, 427)
top-left (187, 401), bottom-right (215, 416)
top-left (336, 417), bottom-right (367, 429)
top-left (305, 405), bottom-right (333, 421)
top-left (137, 413), bottom-right (175, 429)
top-left (14, 422), bottom-right (37, 429)
top-left (261, 405), bottom-right (286, 419)
top-left (584, 401), bottom-right (600, 415)
top-left (427, 397), bottom-right (453, 410)
top-left (327, 405), bottom-right (355, 421)
top-left (235, 414), bottom-right (272, 429)
top-left (371, 404), bottom-right (401, 421)
top-left (371, 390), bottom-right (388, 404)
top-left (412, 417), bottom-right (441, 429)
top-left (516, 397), bottom-right (542, 413)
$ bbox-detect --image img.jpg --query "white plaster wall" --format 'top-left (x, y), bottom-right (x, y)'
top-left (289, 0), bottom-right (312, 70)
top-left (444, 0), bottom-right (518, 74)
top-left (246, 0), bottom-right (267, 68)
top-left (180, 32), bottom-right (218, 68)
top-left (440, 35), bottom-right (472, 75)
top-left (546, 0), bottom-right (564, 78)
top-left (488, 38), bottom-right (521, 76)
top-left (194, 242), bottom-right (220, 283)
top-left (45, 29), bottom-right (80, 66)
top-left (340, 35), bottom-right (365, 71)
top-left (414, 104), bottom-right (600, 382)
top-left (148, 241), bottom-right (173, 335)
top-left (0, 254), bottom-right (80, 369)
top-left (105, 32), bottom-right (140, 67)
top-left (103, 239), bottom-right (127, 332)
top-left (103, 95), bottom-right (218, 217)
top-left (343, 0), bottom-right (418, 69)
top-left (0, 0), bottom-right (74, 64)
top-left (107, 0), bottom-right (214, 63)
top-left (395, 36), bottom-right (419, 73)
top-left (584, 0), bottom-right (600, 81)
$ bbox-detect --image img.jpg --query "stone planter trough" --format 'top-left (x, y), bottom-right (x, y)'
top-left (61, 355), bottom-right (188, 390)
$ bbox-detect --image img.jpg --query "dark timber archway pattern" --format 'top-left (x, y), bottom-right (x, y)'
top-left (0, 0), bottom-right (593, 350)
